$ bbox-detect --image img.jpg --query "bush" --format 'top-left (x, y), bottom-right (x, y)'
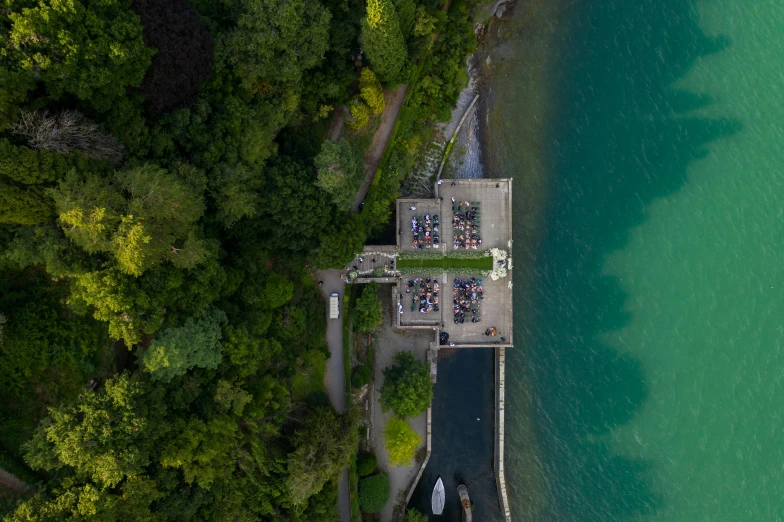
top-left (384, 417), bottom-right (421, 466)
top-left (359, 68), bottom-right (385, 115)
top-left (379, 351), bottom-right (432, 418)
top-left (347, 97), bottom-right (371, 130)
top-left (404, 509), bottom-right (429, 522)
top-left (356, 452), bottom-right (377, 476)
top-left (352, 365), bottom-right (372, 389)
top-left (359, 472), bottom-right (390, 513)
top-left (353, 283), bottom-right (383, 333)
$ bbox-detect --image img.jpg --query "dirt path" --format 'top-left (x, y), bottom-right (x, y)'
top-left (327, 109), bottom-right (345, 143)
top-left (351, 84), bottom-right (409, 212)
top-left (0, 468), bottom-right (31, 496)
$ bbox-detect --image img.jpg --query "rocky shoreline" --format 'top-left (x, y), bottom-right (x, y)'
top-left (440, 0), bottom-right (517, 181)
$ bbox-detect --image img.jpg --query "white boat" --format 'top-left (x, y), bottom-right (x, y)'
top-left (432, 477), bottom-right (445, 515)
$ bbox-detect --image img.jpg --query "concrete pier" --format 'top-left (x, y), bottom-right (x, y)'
top-left (495, 347), bottom-right (512, 521)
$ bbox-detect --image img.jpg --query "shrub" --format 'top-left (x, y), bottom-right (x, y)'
top-left (356, 452), bottom-right (377, 476)
top-left (359, 68), bottom-right (385, 116)
top-left (384, 417), bottom-right (421, 466)
top-left (404, 509), bottom-right (429, 522)
top-left (379, 351), bottom-right (432, 417)
top-left (347, 97), bottom-right (371, 130)
top-left (359, 472), bottom-right (390, 513)
top-left (352, 365), bottom-right (372, 389)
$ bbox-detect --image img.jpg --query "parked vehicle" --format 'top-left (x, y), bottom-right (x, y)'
top-left (329, 292), bottom-right (340, 319)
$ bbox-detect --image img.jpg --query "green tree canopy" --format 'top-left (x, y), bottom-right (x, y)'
top-left (359, 68), bottom-right (386, 115)
top-left (352, 365), bottom-right (372, 389)
top-left (159, 416), bottom-right (239, 489)
top-left (394, 0), bottom-right (416, 38)
top-left (312, 214), bottom-right (366, 269)
top-left (361, 0), bottom-right (407, 83)
top-left (3, 0), bottom-right (154, 111)
top-left (0, 138), bottom-right (107, 185)
top-left (314, 138), bottom-right (362, 209)
top-left (346, 96), bottom-right (371, 130)
top-left (140, 307), bottom-right (226, 382)
top-left (379, 351), bottom-right (432, 417)
top-left (219, 0), bottom-right (331, 85)
top-left (287, 407), bottom-right (359, 505)
top-left (255, 157), bottom-right (334, 252)
top-left (23, 373), bottom-right (167, 488)
top-left (6, 476), bottom-right (164, 522)
top-left (51, 164), bottom-right (207, 276)
top-left (384, 416), bottom-right (421, 466)
top-left (353, 283), bottom-right (383, 333)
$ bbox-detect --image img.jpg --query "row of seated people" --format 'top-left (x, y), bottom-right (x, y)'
top-left (453, 277), bottom-right (483, 324)
top-left (452, 201), bottom-right (481, 250)
top-left (411, 214), bottom-right (440, 249)
top-left (406, 277), bottom-right (439, 313)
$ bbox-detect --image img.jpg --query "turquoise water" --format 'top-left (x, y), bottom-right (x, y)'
top-left (488, 0), bottom-right (784, 520)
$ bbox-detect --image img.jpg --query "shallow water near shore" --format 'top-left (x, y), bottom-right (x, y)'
top-left (488, 0), bottom-right (784, 520)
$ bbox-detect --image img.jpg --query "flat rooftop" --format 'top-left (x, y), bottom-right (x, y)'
top-left (397, 178), bottom-right (512, 253)
top-left (396, 271), bottom-right (512, 345)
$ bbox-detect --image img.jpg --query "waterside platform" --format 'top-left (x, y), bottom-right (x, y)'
top-left (349, 178), bottom-right (513, 521)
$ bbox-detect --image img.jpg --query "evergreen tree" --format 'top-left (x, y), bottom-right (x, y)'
top-left (379, 351), bottom-right (432, 417)
top-left (361, 0), bottom-right (408, 83)
top-left (314, 138), bottom-right (362, 209)
top-left (140, 307), bottom-right (227, 382)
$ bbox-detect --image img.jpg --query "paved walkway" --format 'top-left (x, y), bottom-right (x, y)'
top-left (319, 269), bottom-right (351, 522)
top-left (351, 84), bottom-right (409, 212)
top-left (370, 287), bottom-right (431, 521)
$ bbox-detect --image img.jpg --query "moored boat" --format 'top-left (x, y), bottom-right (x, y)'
top-left (432, 477), bottom-right (445, 515)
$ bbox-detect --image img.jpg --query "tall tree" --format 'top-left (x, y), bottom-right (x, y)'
top-left (140, 307), bottom-right (226, 382)
top-left (314, 138), bottom-right (362, 209)
top-left (361, 0), bottom-right (407, 83)
top-left (219, 0), bottom-right (331, 85)
top-left (287, 407), bottom-right (359, 505)
top-left (51, 164), bottom-right (207, 276)
top-left (379, 351), bottom-right (432, 417)
top-left (23, 373), bottom-right (167, 488)
top-left (3, 0), bottom-right (154, 111)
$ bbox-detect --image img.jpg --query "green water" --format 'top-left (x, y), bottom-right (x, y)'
top-left (488, 0), bottom-right (784, 520)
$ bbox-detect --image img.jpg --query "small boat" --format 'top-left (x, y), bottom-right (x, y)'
top-left (432, 477), bottom-right (445, 515)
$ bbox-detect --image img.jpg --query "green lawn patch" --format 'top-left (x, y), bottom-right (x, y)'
top-left (395, 255), bottom-right (492, 271)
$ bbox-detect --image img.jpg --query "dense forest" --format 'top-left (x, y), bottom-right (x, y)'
top-left (0, 0), bottom-right (476, 518)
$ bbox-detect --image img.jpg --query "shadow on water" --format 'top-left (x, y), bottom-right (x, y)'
top-left (506, 0), bottom-right (740, 520)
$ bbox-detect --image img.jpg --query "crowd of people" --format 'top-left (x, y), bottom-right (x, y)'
top-left (406, 277), bottom-right (439, 313)
top-left (411, 214), bottom-right (440, 249)
top-left (451, 201), bottom-right (481, 250)
top-left (453, 277), bottom-right (483, 324)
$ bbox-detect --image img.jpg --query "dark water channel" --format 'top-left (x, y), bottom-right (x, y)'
top-left (407, 348), bottom-right (502, 521)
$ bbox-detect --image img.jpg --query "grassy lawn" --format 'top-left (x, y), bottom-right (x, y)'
top-left (395, 255), bottom-right (492, 270)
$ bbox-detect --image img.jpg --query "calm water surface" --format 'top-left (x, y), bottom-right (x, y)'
top-left (488, 0), bottom-right (784, 520)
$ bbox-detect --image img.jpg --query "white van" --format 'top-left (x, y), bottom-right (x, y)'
top-left (329, 292), bottom-right (340, 319)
